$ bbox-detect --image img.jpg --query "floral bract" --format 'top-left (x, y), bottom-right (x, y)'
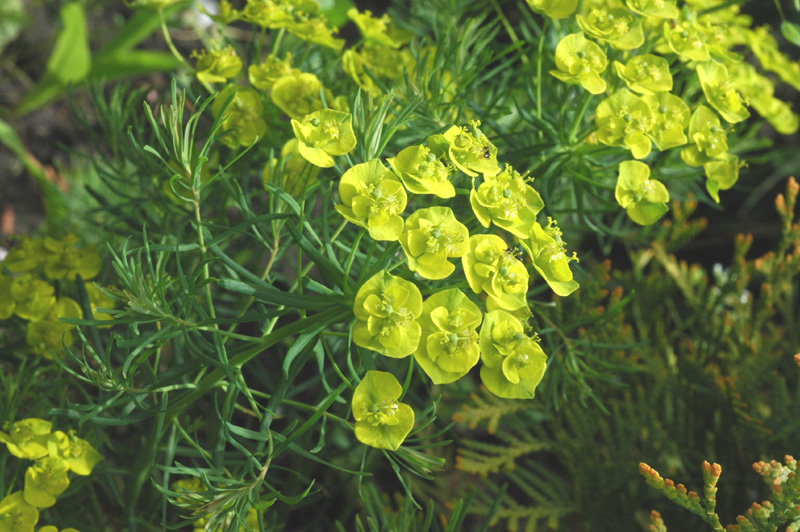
top-left (23, 456), bottom-right (70, 508)
top-left (47, 431), bottom-right (103, 476)
top-left (335, 159), bottom-right (407, 241)
top-left (595, 89), bottom-right (655, 159)
top-left (415, 289), bottom-right (482, 384)
top-left (643, 92), bottom-right (691, 150)
top-left (248, 53), bottom-right (298, 90)
top-left (387, 145), bottom-right (454, 198)
top-left (479, 310), bottom-right (548, 399)
top-left (193, 45), bottom-right (242, 84)
top-left (352, 371), bottom-right (414, 451)
top-left (681, 105), bottom-right (728, 167)
top-left (470, 165), bottom-right (544, 238)
top-left (665, 21), bottom-right (710, 62)
top-left (625, 0), bottom-right (678, 19)
top-left (291, 109), bottom-right (356, 168)
top-left (399, 207), bottom-right (469, 280)
top-left (211, 85), bottom-right (266, 148)
top-left (520, 219), bottom-right (579, 297)
top-left (577, 6), bottom-right (644, 50)
top-left (41, 235), bottom-right (101, 281)
top-left (615, 160), bottom-right (670, 225)
top-left (550, 32), bottom-right (608, 95)
top-left (263, 139), bottom-right (320, 197)
top-left (26, 296), bottom-right (82, 358)
top-left (462, 234), bottom-right (529, 311)
top-left (525, 0), bottom-right (578, 19)
top-left (613, 54), bottom-right (673, 95)
top-left (697, 61), bottom-right (750, 124)
top-left (271, 72), bottom-right (328, 119)
top-left (352, 270), bottom-right (422, 358)
top-left (704, 153), bottom-right (741, 203)
top-left (442, 121), bottom-right (500, 178)
top-left (0, 491), bottom-right (39, 532)
top-left (0, 419), bottom-right (52, 460)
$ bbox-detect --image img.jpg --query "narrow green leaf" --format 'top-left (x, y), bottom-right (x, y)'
top-left (88, 50), bottom-right (182, 80)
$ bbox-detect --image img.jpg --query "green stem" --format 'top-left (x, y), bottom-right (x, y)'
top-left (159, 9), bottom-right (191, 71)
top-left (537, 20), bottom-right (548, 143)
top-left (569, 91), bottom-right (594, 143)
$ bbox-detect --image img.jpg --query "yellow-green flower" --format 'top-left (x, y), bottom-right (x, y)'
top-left (415, 289), bottom-right (482, 384)
top-left (211, 85), bottom-right (266, 148)
top-left (479, 310), bottom-right (548, 399)
top-left (352, 271), bottom-right (422, 359)
top-left (595, 89), bottom-right (655, 159)
top-left (613, 54), bottom-right (672, 95)
top-left (697, 61), bottom-right (750, 124)
top-left (291, 109), bottom-right (357, 168)
top-left (643, 92), bottom-right (690, 150)
top-left (271, 72), bottom-right (328, 119)
top-left (193, 46), bottom-right (242, 84)
top-left (729, 63), bottom-right (799, 135)
top-left (46, 431), bottom-right (102, 476)
top-left (24, 457), bottom-right (70, 508)
top-left (399, 207), bottom-right (469, 280)
top-left (286, 16), bottom-right (345, 51)
top-left (2, 237), bottom-right (45, 273)
top-left (704, 153), bottom-right (741, 203)
top-left (577, 7), bottom-right (644, 50)
top-left (0, 491), bottom-right (39, 532)
top-left (352, 371), bottom-right (414, 450)
top-left (335, 159), bottom-right (407, 241)
top-left (37, 527), bottom-right (80, 532)
top-left (549, 32), bottom-right (608, 95)
top-left (26, 296), bottom-right (82, 358)
top-left (201, 0), bottom-right (239, 25)
top-left (625, 0), bottom-right (678, 19)
top-left (347, 8), bottom-right (411, 48)
top-left (342, 45), bottom-right (416, 98)
top-left (7, 274), bottom-right (56, 322)
top-left (520, 218), bottom-right (579, 296)
top-left (525, 0), bottom-right (578, 19)
top-left (42, 235), bottom-right (101, 281)
top-left (442, 121), bottom-right (500, 178)
top-left (240, 0), bottom-right (294, 28)
top-left (263, 139), bottom-right (321, 197)
top-left (470, 165), bottom-right (544, 239)
top-left (462, 234), bottom-right (529, 311)
top-left (86, 283), bottom-right (116, 324)
top-left (387, 145), bottom-right (455, 198)
top-left (248, 53), bottom-right (298, 90)
top-left (0, 274), bottom-right (14, 319)
top-left (615, 160), bottom-right (669, 225)
top-left (0, 418), bottom-right (52, 460)
top-left (680, 105), bottom-right (728, 167)
top-left (665, 21), bottom-right (710, 62)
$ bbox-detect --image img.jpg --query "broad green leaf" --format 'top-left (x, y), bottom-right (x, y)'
top-left (47, 2), bottom-right (91, 83)
top-left (0, 0), bottom-right (26, 54)
top-left (781, 21), bottom-right (800, 47)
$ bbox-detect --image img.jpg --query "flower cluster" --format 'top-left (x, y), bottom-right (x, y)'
top-left (0, 418), bottom-right (101, 532)
top-left (343, 121), bottom-right (581, 449)
top-left (0, 235), bottom-right (112, 357)
top-left (542, 0), bottom-right (800, 217)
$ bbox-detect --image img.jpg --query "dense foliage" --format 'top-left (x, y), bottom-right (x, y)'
top-left (1, 0), bottom-right (799, 531)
